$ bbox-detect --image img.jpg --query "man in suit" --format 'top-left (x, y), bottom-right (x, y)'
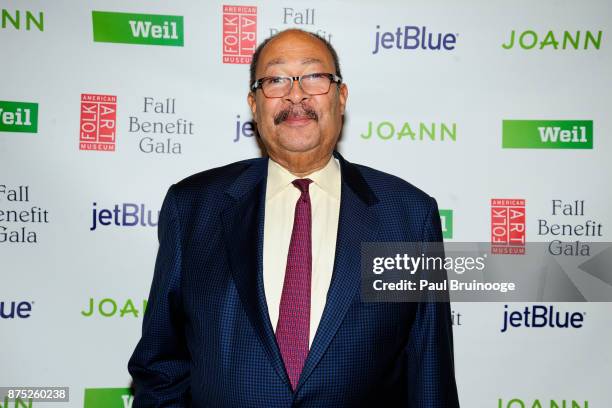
top-left (128, 29), bottom-right (459, 407)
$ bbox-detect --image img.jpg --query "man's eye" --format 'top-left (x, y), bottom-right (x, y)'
top-left (266, 77), bottom-right (285, 85)
top-left (307, 73), bottom-right (324, 79)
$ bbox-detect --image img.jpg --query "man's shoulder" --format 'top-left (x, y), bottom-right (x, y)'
top-left (162, 157), bottom-right (266, 214)
top-left (172, 157), bottom-right (264, 194)
top-left (350, 161), bottom-right (434, 205)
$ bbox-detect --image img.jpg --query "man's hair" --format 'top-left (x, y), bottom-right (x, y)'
top-left (249, 29), bottom-right (342, 88)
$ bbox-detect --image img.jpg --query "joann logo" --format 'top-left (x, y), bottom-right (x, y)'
top-left (222, 5), bottom-right (257, 64)
top-left (92, 11), bottom-right (183, 46)
top-left (1, 8), bottom-right (44, 32)
top-left (491, 199), bottom-right (525, 254)
top-left (501, 304), bottom-right (585, 333)
top-left (0, 100), bottom-right (38, 133)
top-left (439, 209), bottom-right (453, 240)
top-left (498, 397), bottom-right (588, 408)
top-left (80, 94), bottom-right (117, 152)
top-left (360, 120), bottom-right (457, 142)
top-left (502, 29), bottom-right (602, 50)
top-left (82, 298), bottom-right (147, 318)
top-left (373, 25), bottom-right (458, 54)
top-left (0, 300), bottom-right (33, 319)
top-left (90, 202), bottom-right (159, 231)
top-left (503, 120), bottom-right (593, 149)
top-left (84, 388), bottom-right (133, 408)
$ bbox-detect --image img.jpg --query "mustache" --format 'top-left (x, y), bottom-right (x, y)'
top-left (274, 105), bottom-right (318, 125)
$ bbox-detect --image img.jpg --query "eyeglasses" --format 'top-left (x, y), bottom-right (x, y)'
top-left (250, 73), bottom-right (342, 98)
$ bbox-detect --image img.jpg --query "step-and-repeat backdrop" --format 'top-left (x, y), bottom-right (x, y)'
top-left (2, 0), bottom-right (611, 407)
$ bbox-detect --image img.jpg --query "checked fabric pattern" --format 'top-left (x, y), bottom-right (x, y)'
top-left (275, 178), bottom-right (313, 391)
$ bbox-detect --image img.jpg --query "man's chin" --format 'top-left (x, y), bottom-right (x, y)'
top-left (274, 137), bottom-right (320, 155)
top-left (280, 142), bottom-right (320, 154)
top-left (276, 129), bottom-right (320, 151)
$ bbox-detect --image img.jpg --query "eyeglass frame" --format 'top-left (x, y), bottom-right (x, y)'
top-left (250, 73), bottom-right (343, 98)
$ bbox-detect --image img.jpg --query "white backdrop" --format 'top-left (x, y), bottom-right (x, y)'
top-left (1, 0), bottom-right (611, 407)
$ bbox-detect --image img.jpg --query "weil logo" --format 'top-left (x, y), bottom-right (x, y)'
top-left (84, 388), bottom-right (133, 408)
top-left (0, 101), bottom-right (38, 133)
top-left (92, 11), bottom-right (183, 46)
top-left (503, 120), bottom-right (593, 149)
top-left (439, 209), bottom-right (453, 240)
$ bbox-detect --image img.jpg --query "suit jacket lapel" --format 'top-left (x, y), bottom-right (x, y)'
top-left (220, 153), bottom-right (380, 393)
top-left (220, 158), bottom-right (291, 388)
top-left (296, 151), bottom-right (380, 392)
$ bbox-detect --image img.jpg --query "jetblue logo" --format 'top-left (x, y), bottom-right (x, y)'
top-left (233, 114), bottom-right (257, 142)
top-left (0, 300), bottom-right (33, 319)
top-left (372, 25), bottom-right (458, 54)
top-left (501, 305), bottom-right (585, 333)
top-left (90, 202), bottom-right (159, 231)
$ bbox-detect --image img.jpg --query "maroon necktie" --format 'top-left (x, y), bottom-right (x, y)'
top-left (276, 178), bottom-right (312, 391)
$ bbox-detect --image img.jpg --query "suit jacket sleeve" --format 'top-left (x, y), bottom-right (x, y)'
top-left (128, 185), bottom-right (191, 407)
top-left (404, 197), bottom-right (460, 407)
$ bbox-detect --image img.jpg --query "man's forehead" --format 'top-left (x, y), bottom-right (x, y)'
top-left (257, 32), bottom-right (334, 74)
top-left (263, 57), bottom-right (324, 72)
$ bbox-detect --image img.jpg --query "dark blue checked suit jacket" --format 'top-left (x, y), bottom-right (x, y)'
top-left (128, 151), bottom-right (460, 407)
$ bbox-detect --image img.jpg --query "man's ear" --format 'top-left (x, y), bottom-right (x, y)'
top-left (247, 92), bottom-right (257, 120)
top-left (338, 83), bottom-right (348, 115)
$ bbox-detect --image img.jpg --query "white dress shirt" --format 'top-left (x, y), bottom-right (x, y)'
top-left (263, 156), bottom-right (341, 347)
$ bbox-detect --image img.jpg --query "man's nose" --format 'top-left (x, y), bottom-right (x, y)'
top-left (284, 78), bottom-right (309, 104)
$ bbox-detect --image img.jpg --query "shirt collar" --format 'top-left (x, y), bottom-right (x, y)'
top-left (266, 155), bottom-right (341, 201)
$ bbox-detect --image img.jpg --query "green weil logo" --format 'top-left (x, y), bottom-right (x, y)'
top-left (503, 120), bottom-right (593, 149)
top-left (84, 388), bottom-right (133, 408)
top-left (92, 11), bottom-right (183, 46)
top-left (0, 100), bottom-right (38, 133)
top-left (439, 209), bottom-right (453, 239)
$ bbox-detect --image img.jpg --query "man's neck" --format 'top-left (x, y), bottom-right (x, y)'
top-left (270, 154), bottom-right (333, 177)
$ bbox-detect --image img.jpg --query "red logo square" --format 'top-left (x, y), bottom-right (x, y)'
top-left (79, 94), bottom-right (117, 152)
top-left (491, 198), bottom-right (526, 254)
top-left (222, 5), bottom-right (257, 64)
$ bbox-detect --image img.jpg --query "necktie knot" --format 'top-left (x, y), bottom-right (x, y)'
top-left (292, 178), bottom-right (312, 195)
